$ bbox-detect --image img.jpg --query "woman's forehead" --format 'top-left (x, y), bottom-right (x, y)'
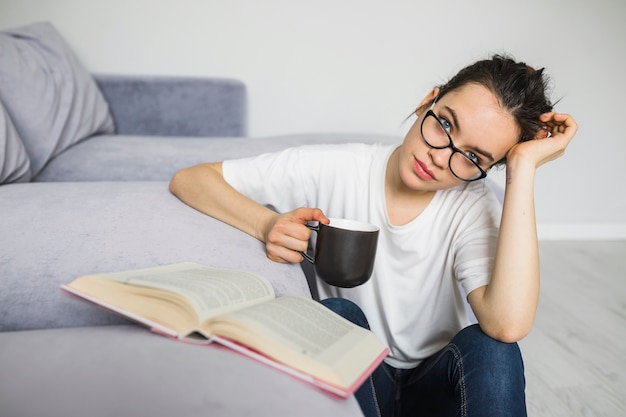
top-left (437, 84), bottom-right (519, 156)
top-left (439, 83), bottom-right (503, 112)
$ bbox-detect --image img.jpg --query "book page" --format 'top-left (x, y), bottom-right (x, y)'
top-left (89, 262), bottom-right (275, 320)
top-left (206, 296), bottom-right (387, 388)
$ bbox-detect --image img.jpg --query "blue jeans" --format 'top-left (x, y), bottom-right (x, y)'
top-left (320, 298), bottom-right (527, 417)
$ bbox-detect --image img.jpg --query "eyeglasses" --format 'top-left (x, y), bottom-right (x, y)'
top-left (420, 109), bottom-right (487, 182)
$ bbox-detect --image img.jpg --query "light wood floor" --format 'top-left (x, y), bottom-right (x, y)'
top-left (521, 240), bottom-right (626, 416)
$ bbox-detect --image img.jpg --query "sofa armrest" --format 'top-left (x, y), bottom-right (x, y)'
top-left (93, 75), bottom-right (247, 137)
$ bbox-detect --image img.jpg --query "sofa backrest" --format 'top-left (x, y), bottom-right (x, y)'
top-left (95, 75), bottom-right (247, 137)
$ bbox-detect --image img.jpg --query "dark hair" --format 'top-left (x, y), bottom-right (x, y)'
top-left (428, 54), bottom-right (554, 166)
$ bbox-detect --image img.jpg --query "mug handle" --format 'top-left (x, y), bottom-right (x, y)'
top-left (299, 222), bottom-right (319, 263)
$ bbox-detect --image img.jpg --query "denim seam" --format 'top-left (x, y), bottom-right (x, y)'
top-left (448, 343), bottom-right (467, 417)
top-left (367, 374), bottom-right (383, 417)
top-left (410, 344), bottom-right (468, 417)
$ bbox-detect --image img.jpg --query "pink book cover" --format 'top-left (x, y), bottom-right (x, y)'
top-left (61, 284), bottom-right (388, 398)
top-left (210, 335), bottom-right (389, 398)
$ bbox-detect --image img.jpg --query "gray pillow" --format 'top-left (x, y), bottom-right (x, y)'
top-left (0, 98), bottom-right (31, 184)
top-left (0, 22), bottom-right (114, 176)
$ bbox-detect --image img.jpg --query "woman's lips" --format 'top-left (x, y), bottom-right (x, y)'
top-left (414, 157), bottom-right (435, 180)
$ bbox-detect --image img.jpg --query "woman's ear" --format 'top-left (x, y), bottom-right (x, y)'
top-left (416, 88), bottom-right (440, 113)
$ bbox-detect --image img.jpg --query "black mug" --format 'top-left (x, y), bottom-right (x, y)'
top-left (302, 218), bottom-right (379, 288)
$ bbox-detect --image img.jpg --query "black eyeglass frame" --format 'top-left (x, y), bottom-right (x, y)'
top-left (419, 109), bottom-right (488, 182)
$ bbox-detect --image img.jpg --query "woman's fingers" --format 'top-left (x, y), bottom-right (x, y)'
top-left (508, 112), bottom-right (578, 168)
top-left (539, 112), bottom-right (578, 140)
top-left (264, 207), bottom-right (328, 263)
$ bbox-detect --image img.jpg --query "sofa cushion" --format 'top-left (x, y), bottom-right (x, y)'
top-left (0, 181), bottom-right (311, 331)
top-left (0, 22), bottom-right (114, 176)
top-left (0, 325), bottom-right (364, 417)
top-left (0, 99), bottom-right (30, 184)
top-left (36, 133), bottom-right (400, 181)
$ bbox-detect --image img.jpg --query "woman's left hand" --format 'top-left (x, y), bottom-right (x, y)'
top-left (507, 112), bottom-right (578, 168)
top-left (473, 112), bottom-right (578, 341)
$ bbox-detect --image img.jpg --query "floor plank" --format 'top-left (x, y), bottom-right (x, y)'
top-left (521, 240), bottom-right (626, 417)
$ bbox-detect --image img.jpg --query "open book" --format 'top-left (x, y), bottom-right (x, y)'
top-left (61, 262), bottom-right (388, 397)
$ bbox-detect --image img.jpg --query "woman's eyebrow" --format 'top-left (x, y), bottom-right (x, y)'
top-left (442, 105), bottom-right (495, 163)
top-left (443, 105), bottom-right (462, 133)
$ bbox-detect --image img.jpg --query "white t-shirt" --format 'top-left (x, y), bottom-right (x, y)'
top-left (223, 143), bottom-right (501, 368)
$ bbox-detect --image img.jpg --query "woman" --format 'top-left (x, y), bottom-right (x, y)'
top-left (169, 55), bottom-right (578, 416)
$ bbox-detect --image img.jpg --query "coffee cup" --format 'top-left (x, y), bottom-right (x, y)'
top-left (301, 218), bottom-right (379, 288)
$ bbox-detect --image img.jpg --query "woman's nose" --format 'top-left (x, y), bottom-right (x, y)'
top-left (428, 146), bottom-right (452, 169)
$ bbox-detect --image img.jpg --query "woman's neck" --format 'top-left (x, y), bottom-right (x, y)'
top-left (385, 147), bottom-right (436, 226)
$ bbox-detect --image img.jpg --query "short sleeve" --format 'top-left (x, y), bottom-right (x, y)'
top-left (222, 147), bottom-right (310, 213)
top-left (452, 185), bottom-right (502, 296)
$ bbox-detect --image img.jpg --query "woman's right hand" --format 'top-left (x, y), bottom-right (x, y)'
top-left (260, 207), bottom-right (329, 263)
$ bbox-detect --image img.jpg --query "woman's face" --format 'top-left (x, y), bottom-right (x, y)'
top-left (397, 83), bottom-right (520, 192)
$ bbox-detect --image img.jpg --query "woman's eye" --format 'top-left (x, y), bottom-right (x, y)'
top-left (464, 151), bottom-right (480, 164)
top-left (440, 118), bottom-right (452, 133)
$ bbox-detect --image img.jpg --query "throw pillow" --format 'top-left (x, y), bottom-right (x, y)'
top-left (0, 22), bottom-right (115, 176)
top-left (0, 98), bottom-right (31, 184)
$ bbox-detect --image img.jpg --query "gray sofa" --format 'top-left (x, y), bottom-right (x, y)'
top-left (1, 22), bottom-right (396, 417)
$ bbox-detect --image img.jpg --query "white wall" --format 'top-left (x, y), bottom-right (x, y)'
top-left (2, 0), bottom-right (625, 239)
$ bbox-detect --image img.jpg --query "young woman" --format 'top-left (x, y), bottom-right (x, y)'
top-left (169, 55), bottom-right (577, 417)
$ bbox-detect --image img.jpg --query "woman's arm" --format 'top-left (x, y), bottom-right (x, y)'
top-left (468, 112), bottom-right (578, 342)
top-left (169, 162), bottom-right (328, 263)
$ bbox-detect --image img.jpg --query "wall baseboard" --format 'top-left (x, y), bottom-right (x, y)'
top-left (537, 223), bottom-right (626, 241)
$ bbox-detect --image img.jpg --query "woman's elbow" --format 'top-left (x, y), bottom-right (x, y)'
top-left (169, 168), bottom-right (188, 197)
top-left (169, 163), bottom-right (217, 196)
top-left (480, 320), bottom-right (533, 344)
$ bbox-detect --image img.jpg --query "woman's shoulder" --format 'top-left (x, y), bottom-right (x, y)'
top-left (294, 141), bottom-right (395, 154)
top-left (291, 142), bottom-right (396, 164)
